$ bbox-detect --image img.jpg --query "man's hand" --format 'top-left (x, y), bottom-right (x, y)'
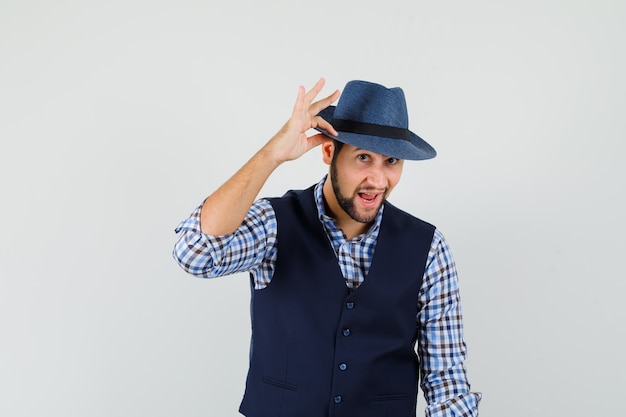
top-left (263, 78), bottom-right (340, 164)
top-left (200, 78), bottom-right (339, 235)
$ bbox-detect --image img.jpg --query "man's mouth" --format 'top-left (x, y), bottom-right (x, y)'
top-left (358, 192), bottom-right (379, 205)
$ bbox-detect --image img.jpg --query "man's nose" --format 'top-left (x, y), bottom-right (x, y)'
top-left (366, 165), bottom-right (386, 188)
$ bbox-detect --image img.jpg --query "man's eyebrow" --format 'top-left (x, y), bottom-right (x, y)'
top-left (353, 148), bottom-right (396, 159)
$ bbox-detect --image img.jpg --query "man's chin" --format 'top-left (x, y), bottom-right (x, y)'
top-left (350, 201), bottom-right (383, 224)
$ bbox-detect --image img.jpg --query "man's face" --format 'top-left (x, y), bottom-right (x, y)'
top-left (329, 143), bottom-right (404, 224)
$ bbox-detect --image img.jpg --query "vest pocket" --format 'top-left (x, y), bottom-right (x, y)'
top-left (371, 393), bottom-right (412, 401)
top-left (262, 376), bottom-right (298, 392)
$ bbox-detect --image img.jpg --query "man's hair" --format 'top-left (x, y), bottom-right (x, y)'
top-left (332, 139), bottom-right (344, 160)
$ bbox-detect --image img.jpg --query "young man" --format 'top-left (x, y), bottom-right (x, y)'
top-left (173, 79), bottom-right (481, 417)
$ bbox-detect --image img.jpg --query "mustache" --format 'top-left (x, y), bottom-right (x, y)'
top-left (356, 187), bottom-right (387, 194)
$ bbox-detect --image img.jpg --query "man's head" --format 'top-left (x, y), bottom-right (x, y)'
top-left (322, 139), bottom-right (403, 225)
top-left (315, 80), bottom-right (436, 161)
top-left (316, 80), bottom-right (433, 233)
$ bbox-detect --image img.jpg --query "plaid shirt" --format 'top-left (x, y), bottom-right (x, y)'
top-left (174, 176), bottom-right (481, 416)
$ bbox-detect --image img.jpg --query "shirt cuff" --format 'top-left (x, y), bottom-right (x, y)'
top-left (425, 391), bottom-right (482, 417)
top-left (173, 205), bottom-right (238, 276)
top-left (175, 205), bottom-right (203, 234)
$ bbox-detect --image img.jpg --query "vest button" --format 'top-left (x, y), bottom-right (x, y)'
top-left (334, 395), bottom-right (343, 404)
top-left (342, 328), bottom-right (351, 336)
top-left (339, 363), bottom-right (347, 371)
top-left (346, 302), bottom-right (354, 309)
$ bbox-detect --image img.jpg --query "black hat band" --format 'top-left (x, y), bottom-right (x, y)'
top-left (331, 118), bottom-right (412, 142)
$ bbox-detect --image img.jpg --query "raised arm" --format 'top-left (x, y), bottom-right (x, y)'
top-left (200, 78), bottom-right (340, 235)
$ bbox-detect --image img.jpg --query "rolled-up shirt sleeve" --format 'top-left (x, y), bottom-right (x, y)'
top-left (418, 229), bottom-right (482, 417)
top-left (172, 199), bottom-right (277, 287)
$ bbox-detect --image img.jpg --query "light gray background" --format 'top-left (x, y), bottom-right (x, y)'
top-left (1, 1), bottom-right (624, 416)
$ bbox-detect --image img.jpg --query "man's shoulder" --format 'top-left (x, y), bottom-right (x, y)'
top-left (265, 184), bottom-right (316, 205)
top-left (263, 185), bottom-right (318, 217)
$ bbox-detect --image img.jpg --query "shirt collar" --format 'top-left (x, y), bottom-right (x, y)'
top-left (313, 174), bottom-right (384, 240)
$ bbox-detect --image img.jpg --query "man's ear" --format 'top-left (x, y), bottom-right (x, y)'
top-left (321, 140), bottom-right (334, 165)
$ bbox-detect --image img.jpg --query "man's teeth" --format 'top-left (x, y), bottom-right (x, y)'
top-left (361, 193), bottom-right (375, 203)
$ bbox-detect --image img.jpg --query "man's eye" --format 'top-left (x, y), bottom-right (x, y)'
top-left (387, 157), bottom-right (398, 165)
top-left (357, 154), bottom-right (369, 161)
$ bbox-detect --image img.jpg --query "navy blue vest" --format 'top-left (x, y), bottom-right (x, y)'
top-left (239, 186), bottom-right (435, 417)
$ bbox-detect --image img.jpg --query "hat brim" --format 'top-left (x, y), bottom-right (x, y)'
top-left (314, 106), bottom-right (436, 161)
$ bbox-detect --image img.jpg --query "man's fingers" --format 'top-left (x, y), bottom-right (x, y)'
top-left (314, 116), bottom-right (338, 137)
top-left (291, 79), bottom-right (339, 135)
top-left (291, 85), bottom-right (306, 114)
top-left (309, 89), bottom-right (340, 117)
top-left (305, 133), bottom-right (332, 150)
top-left (292, 78), bottom-right (326, 115)
top-left (303, 78), bottom-right (326, 106)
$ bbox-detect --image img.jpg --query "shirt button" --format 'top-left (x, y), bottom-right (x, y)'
top-left (339, 363), bottom-right (347, 371)
top-left (342, 328), bottom-right (351, 336)
top-left (346, 302), bottom-right (354, 309)
top-left (334, 395), bottom-right (342, 404)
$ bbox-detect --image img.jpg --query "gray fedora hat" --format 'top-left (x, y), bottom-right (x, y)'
top-left (315, 80), bottom-right (436, 160)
